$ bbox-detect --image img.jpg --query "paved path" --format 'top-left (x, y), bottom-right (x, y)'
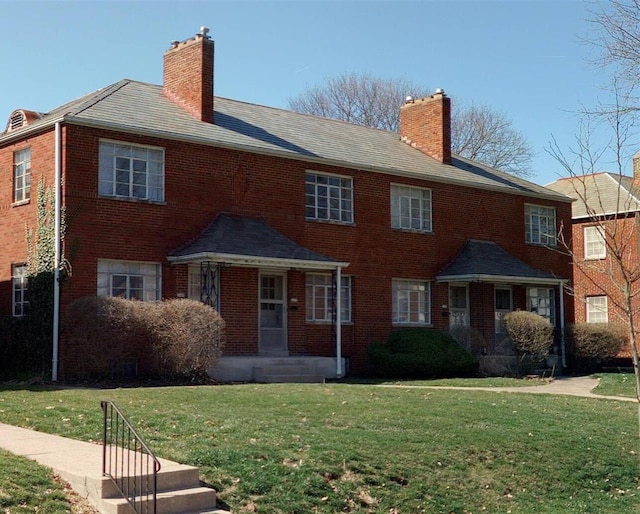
top-left (378, 375), bottom-right (637, 402)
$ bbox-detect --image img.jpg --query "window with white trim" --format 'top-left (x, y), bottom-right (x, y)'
top-left (584, 225), bottom-right (606, 260)
top-left (97, 260), bottom-right (160, 301)
top-left (390, 184), bottom-right (432, 232)
top-left (525, 204), bottom-right (556, 246)
top-left (98, 141), bottom-right (164, 201)
top-left (526, 287), bottom-right (555, 326)
top-left (305, 172), bottom-right (353, 223)
top-left (586, 296), bottom-right (608, 323)
top-left (392, 279), bottom-right (431, 324)
top-left (14, 148), bottom-right (31, 203)
top-left (12, 264), bottom-right (28, 317)
top-left (305, 274), bottom-right (352, 322)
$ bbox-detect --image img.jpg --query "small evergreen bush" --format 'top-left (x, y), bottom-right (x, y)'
top-left (367, 328), bottom-right (478, 378)
top-left (502, 311), bottom-right (553, 363)
top-left (568, 322), bottom-right (626, 372)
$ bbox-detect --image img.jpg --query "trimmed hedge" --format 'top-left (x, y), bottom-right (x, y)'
top-left (502, 311), bottom-right (553, 360)
top-left (367, 328), bottom-right (479, 379)
top-left (568, 322), bottom-right (626, 373)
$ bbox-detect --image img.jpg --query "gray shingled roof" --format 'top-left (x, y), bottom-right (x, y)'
top-left (436, 240), bottom-right (564, 284)
top-left (545, 173), bottom-right (640, 219)
top-left (1, 79), bottom-right (570, 202)
top-left (168, 213), bottom-right (344, 268)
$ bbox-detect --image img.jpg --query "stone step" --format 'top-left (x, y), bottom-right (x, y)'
top-left (99, 486), bottom-right (217, 514)
top-left (100, 463), bottom-right (200, 498)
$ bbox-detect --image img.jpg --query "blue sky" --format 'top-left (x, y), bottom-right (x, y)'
top-left (0, 0), bottom-right (624, 185)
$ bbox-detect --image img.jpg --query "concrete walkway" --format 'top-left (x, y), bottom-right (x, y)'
top-left (378, 375), bottom-right (637, 402)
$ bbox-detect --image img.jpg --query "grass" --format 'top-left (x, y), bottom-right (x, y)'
top-left (346, 376), bottom-right (546, 387)
top-left (0, 449), bottom-right (71, 513)
top-left (593, 373), bottom-right (637, 398)
top-left (0, 380), bottom-right (638, 513)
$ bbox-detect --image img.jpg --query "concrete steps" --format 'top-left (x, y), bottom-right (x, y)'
top-left (96, 459), bottom-right (228, 514)
top-left (254, 361), bottom-right (326, 383)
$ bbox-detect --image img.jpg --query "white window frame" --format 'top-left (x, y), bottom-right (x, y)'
top-left (305, 171), bottom-right (353, 223)
top-left (98, 140), bottom-right (165, 202)
top-left (584, 225), bottom-right (606, 260)
top-left (12, 264), bottom-right (28, 317)
top-left (305, 273), bottom-right (352, 322)
top-left (392, 279), bottom-right (431, 325)
top-left (525, 204), bottom-right (557, 246)
top-left (526, 287), bottom-right (556, 326)
top-left (97, 259), bottom-right (161, 301)
top-left (390, 184), bottom-right (432, 232)
top-left (14, 148), bottom-right (31, 203)
top-left (586, 296), bottom-right (608, 323)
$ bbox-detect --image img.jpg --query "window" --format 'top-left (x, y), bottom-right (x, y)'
top-left (584, 226), bottom-right (606, 260)
top-left (305, 172), bottom-right (353, 223)
top-left (12, 264), bottom-right (28, 317)
top-left (527, 287), bottom-right (555, 326)
top-left (392, 279), bottom-right (430, 324)
top-left (97, 260), bottom-right (160, 301)
top-left (586, 296), bottom-right (608, 323)
top-left (99, 141), bottom-right (164, 201)
top-left (495, 287), bottom-right (513, 334)
top-left (13, 148), bottom-right (31, 203)
top-left (525, 205), bottom-right (556, 246)
top-left (390, 184), bottom-right (432, 232)
top-left (305, 274), bottom-right (352, 322)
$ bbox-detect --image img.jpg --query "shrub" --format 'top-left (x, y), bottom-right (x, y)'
top-left (367, 328), bottom-right (478, 379)
top-left (568, 323), bottom-right (626, 372)
top-left (62, 296), bottom-right (224, 381)
top-left (502, 311), bottom-right (553, 362)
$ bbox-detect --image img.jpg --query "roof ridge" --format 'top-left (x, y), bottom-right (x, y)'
top-left (67, 79), bottom-right (132, 117)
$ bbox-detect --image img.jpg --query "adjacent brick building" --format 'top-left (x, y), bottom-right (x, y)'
top-left (0, 29), bottom-right (573, 380)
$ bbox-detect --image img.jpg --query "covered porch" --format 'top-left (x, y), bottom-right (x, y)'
top-left (436, 240), bottom-right (568, 370)
top-left (167, 214), bottom-right (349, 382)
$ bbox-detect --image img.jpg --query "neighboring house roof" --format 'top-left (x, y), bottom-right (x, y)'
top-left (436, 239), bottom-right (565, 284)
top-left (545, 172), bottom-right (640, 219)
top-left (168, 213), bottom-right (348, 269)
top-left (1, 79), bottom-right (570, 203)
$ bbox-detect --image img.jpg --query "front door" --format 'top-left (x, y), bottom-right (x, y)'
top-left (259, 272), bottom-right (287, 355)
top-left (449, 284), bottom-right (470, 328)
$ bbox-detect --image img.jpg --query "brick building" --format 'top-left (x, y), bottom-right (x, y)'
top-left (0, 29), bottom-right (573, 380)
top-left (547, 170), bottom-right (640, 360)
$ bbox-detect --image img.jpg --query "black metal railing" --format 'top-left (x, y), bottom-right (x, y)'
top-left (101, 400), bottom-right (161, 514)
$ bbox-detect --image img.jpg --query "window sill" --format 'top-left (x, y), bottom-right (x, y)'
top-left (306, 218), bottom-right (355, 227)
top-left (525, 242), bottom-right (557, 248)
top-left (584, 256), bottom-right (606, 261)
top-left (306, 320), bottom-right (354, 326)
top-left (99, 195), bottom-right (166, 206)
top-left (391, 227), bottom-right (433, 235)
top-left (11, 199), bottom-right (30, 208)
top-left (392, 322), bottom-right (433, 327)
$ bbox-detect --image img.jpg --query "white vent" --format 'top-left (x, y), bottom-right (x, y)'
top-left (7, 110), bottom-right (26, 132)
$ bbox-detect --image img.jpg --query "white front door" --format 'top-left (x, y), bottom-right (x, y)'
top-left (259, 272), bottom-right (287, 355)
top-left (449, 284), bottom-right (469, 328)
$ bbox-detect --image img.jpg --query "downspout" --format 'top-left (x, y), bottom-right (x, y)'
top-left (335, 266), bottom-right (342, 377)
top-left (559, 283), bottom-right (566, 368)
top-left (52, 122), bottom-right (62, 382)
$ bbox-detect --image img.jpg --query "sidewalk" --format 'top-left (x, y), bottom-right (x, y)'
top-left (378, 375), bottom-right (637, 402)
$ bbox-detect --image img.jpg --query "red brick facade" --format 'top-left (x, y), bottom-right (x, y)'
top-left (0, 30), bottom-right (574, 378)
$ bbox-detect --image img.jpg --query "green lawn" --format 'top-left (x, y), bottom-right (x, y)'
top-left (0, 380), bottom-right (637, 513)
top-left (593, 373), bottom-right (638, 398)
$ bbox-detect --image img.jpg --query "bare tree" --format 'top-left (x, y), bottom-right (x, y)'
top-left (288, 72), bottom-right (534, 177)
top-left (589, 0), bottom-right (640, 91)
top-left (547, 96), bottom-right (640, 438)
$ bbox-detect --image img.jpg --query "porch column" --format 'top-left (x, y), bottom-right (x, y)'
top-left (335, 266), bottom-right (342, 377)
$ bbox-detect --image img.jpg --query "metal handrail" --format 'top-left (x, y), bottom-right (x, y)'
top-left (101, 400), bottom-right (161, 514)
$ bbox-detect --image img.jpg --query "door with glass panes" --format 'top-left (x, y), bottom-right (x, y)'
top-left (259, 273), bottom-right (287, 355)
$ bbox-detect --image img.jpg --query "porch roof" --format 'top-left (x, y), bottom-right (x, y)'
top-left (167, 213), bottom-right (349, 270)
top-left (436, 239), bottom-right (566, 285)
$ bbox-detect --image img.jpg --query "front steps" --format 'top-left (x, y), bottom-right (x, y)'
top-left (210, 356), bottom-right (345, 382)
top-left (95, 459), bottom-right (228, 514)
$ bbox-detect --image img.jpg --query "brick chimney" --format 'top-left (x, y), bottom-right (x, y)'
top-left (163, 27), bottom-right (214, 123)
top-left (399, 89), bottom-right (451, 164)
top-left (633, 151), bottom-right (640, 185)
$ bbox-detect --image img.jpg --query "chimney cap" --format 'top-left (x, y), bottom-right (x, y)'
top-left (199, 26), bottom-right (211, 38)
top-left (434, 88), bottom-right (445, 95)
